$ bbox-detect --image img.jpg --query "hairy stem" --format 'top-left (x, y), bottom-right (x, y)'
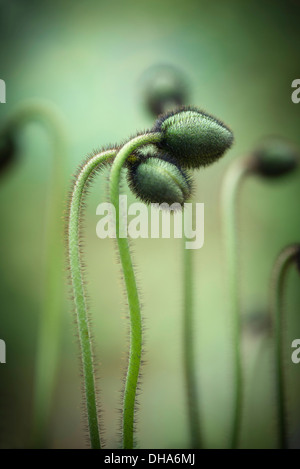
top-left (68, 149), bottom-right (116, 449)
top-left (1, 99), bottom-right (68, 447)
top-left (270, 244), bottom-right (300, 449)
top-left (221, 156), bottom-right (253, 449)
top-left (109, 132), bottom-right (161, 449)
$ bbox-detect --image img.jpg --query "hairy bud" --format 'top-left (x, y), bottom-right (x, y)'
top-left (153, 107), bottom-right (233, 169)
top-left (127, 153), bottom-right (192, 206)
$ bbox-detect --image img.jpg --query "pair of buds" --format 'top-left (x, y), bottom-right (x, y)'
top-left (125, 107), bottom-right (234, 205)
top-left (125, 107), bottom-right (300, 208)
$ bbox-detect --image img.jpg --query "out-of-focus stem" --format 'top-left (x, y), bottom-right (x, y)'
top-left (270, 243), bottom-right (300, 449)
top-left (1, 99), bottom-right (68, 447)
top-left (221, 156), bottom-right (253, 449)
top-left (183, 205), bottom-right (202, 448)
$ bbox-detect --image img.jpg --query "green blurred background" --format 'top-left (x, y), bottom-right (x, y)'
top-left (0, 0), bottom-right (299, 449)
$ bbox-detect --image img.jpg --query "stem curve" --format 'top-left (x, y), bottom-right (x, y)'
top-left (1, 99), bottom-right (68, 447)
top-left (68, 149), bottom-right (116, 449)
top-left (221, 156), bottom-right (253, 449)
top-left (270, 243), bottom-right (300, 449)
top-left (109, 133), bottom-right (161, 449)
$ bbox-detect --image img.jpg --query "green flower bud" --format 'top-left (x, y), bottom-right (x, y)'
top-left (127, 155), bottom-right (192, 206)
top-left (0, 133), bottom-right (17, 175)
top-left (139, 64), bottom-right (188, 117)
top-left (252, 137), bottom-right (299, 178)
top-left (153, 107), bottom-right (234, 169)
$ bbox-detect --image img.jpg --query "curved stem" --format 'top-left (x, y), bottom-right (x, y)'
top-left (1, 99), bottom-right (68, 447)
top-left (221, 156), bottom-right (253, 449)
top-left (270, 244), bottom-right (300, 449)
top-left (68, 149), bottom-right (116, 449)
top-left (183, 224), bottom-right (202, 448)
top-left (109, 132), bottom-right (161, 449)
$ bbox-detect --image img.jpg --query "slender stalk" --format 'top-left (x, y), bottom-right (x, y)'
top-left (221, 156), bottom-right (253, 449)
top-left (270, 244), bottom-right (300, 449)
top-left (150, 100), bottom-right (202, 448)
top-left (153, 100), bottom-right (202, 448)
top-left (68, 149), bottom-right (116, 448)
top-left (151, 96), bottom-right (202, 448)
top-left (109, 132), bottom-right (161, 449)
top-left (1, 99), bottom-right (68, 447)
top-left (183, 215), bottom-right (202, 448)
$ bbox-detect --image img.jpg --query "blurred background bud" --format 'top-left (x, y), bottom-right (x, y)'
top-left (0, 133), bottom-right (17, 176)
top-left (252, 137), bottom-right (299, 178)
top-left (138, 64), bottom-right (189, 117)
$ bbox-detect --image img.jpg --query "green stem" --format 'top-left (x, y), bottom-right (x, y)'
top-left (154, 99), bottom-right (202, 448)
top-left (270, 244), bottom-right (300, 449)
top-left (183, 241), bottom-right (201, 448)
top-left (1, 99), bottom-right (68, 447)
top-left (183, 204), bottom-right (202, 448)
top-left (109, 132), bottom-right (161, 449)
top-left (68, 149), bottom-right (116, 449)
top-left (221, 156), bottom-right (253, 449)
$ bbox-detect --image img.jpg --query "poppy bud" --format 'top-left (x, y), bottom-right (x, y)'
top-left (153, 107), bottom-right (233, 169)
top-left (127, 154), bottom-right (192, 206)
top-left (139, 64), bottom-right (188, 117)
top-left (252, 137), bottom-right (299, 178)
